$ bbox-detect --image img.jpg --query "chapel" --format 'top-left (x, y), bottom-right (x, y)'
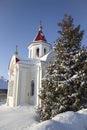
top-left (7, 24), bottom-right (55, 107)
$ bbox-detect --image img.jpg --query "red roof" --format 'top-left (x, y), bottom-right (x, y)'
top-left (33, 25), bottom-right (47, 42)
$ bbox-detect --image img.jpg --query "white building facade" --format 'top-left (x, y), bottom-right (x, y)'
top-left (7, 24), bottom-right (55, 107)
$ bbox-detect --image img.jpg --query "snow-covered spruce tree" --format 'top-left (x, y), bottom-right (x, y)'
top-left (38, 14), bottom-right (87, 121)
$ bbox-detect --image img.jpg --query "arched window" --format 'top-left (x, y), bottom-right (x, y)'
top-left (44, 48), bottom-right (46, 55)
top-left (31, 80), bottom-right (34, 96)
top-left (36, 48), bottom-right (39, 57)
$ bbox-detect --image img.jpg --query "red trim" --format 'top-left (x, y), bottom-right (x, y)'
top-left (16, 58), bottom-right (20, 63)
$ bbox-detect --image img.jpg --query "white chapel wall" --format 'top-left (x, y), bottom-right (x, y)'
top-left (17, 64), bottom-right (39, 106)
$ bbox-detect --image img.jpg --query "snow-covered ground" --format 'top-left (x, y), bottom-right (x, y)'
top-left (0, 100), bottom-right (87, 130)
top-left (0, 101), bottom-right (39, 130)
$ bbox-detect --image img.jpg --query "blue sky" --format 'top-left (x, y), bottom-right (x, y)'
top-left (0, 0), bottom-right (87, 79)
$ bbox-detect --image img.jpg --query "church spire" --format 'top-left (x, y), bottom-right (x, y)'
top-left (33, 22), bottom-right (47, 42)
top-left (15, 45), bottom-right (18, 55)
top-left (28, 23), bottom-right (52, 59)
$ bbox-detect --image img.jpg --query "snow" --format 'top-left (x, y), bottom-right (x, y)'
top-left (40, 51), bottom-right (56, 63)
top-left (0, 101), bottom-right (39, 130)
top-left (17, 56), bottom-right (40, 65)
top-left (31, 110), bottom-right (87, 130)
top-left (0, 100), bottom-right (87, 130)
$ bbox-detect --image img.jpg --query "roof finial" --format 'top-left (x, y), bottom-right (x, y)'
top-left (40, 20), bottom-right (42, 25)
top-left (15, 45), bottom-right (18, 55)
top-left (38, 20), bottom-right (42, 31)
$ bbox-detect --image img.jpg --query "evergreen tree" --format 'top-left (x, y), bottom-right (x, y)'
top-left (38, 14), bottom-right (87, 121)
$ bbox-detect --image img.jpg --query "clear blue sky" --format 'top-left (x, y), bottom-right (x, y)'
top-left (0, 0), bottom-right (87, 79)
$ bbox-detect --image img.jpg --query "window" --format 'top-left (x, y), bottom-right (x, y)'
top-left (44, 48), bottom-right (46, 55)
top-left (31, 80), bottom-right (34, 96)
top-left (36, 48), bottom-right (39, 57)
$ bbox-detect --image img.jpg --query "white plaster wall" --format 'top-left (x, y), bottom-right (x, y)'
top-left (7, 52), bottom-right (47, 107)
top-left (7, 97), bottom-right (14, 107)
top-left (28, 41), bottom-right (52, 59)
top-left (20, 70), bottom-right (26, 104)
top-left (16, 67), bottom-right (22, 106)
top-left (17, 64), bottom-right (39, 106)
top-left (27, 66), bottom-right (38, 105)
top-left (36, 63), bottom-right (42, 106)
top-left (7, 67), bottom-right (17, 107)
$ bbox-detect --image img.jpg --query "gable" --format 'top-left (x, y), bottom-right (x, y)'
top-left (40, 50), bottom-right (56, 63)
top-left (8, 54), bottom-right (18, 75)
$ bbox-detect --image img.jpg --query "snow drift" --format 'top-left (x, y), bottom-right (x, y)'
top-left (30, 109), bottom-right (87, 130)
top-left (0, 101), bottom-right (87, 130)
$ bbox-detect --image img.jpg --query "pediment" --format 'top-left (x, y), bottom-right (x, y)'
top-left (40, 50), bottom-right (56, 63)
top-left (8, 54), bottom-right (17, 75)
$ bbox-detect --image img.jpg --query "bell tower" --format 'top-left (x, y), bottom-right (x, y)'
top-left (28, 24), bottom-right (52, 59)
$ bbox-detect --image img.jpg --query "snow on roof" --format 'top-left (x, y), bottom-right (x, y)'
top-left (40, 51), bottom-right (56, 63)
top-left (15, 51), bottom-right (56, 66)
top-left (16, 56), bottom-right (40, 65)
top-left (40, 52), bottom-right (50, 61)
